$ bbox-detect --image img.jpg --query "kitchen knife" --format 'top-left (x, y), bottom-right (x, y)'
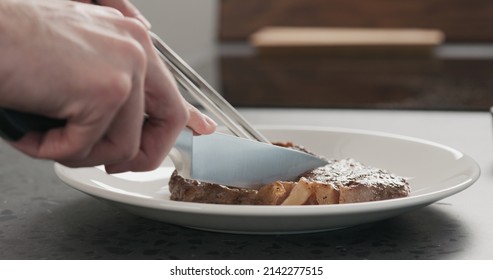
top-left (169, 127), bottom-right (328, 188)
top-left (0, 108), bottom-right (328, 188)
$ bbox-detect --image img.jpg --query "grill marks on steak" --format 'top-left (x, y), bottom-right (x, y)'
top-left (168, 158), bottom-right (410, 205)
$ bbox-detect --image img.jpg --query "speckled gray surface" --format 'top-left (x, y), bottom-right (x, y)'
top-left (0, 141), bottom-right (474, 260)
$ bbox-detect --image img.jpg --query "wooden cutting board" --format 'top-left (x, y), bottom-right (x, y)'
top-left (250, 27), bottom-right (445, 56)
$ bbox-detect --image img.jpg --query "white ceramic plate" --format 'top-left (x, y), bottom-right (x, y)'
top-left (54, 126), bottom-right (480, 234)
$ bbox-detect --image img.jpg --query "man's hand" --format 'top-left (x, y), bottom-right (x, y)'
top-left (0, 0), bottom-right (216, 173)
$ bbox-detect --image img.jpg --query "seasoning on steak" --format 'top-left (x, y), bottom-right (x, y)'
top-left (168, 157), bottom-right (410, 205)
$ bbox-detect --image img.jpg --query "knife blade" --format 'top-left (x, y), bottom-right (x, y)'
top-left (168, 128), bottom-right (328, 189)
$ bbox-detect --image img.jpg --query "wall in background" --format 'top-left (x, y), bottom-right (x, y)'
top-left (219, 0), bottom-right (493, 42)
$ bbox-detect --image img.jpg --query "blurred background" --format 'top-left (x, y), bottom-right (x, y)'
top-left (132, 0), bottom-right (219, 88)
top-left (133, 0), bottom-right (493, 111)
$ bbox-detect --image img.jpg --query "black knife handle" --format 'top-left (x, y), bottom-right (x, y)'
top-left (0, 108), bottom-right (66, 141)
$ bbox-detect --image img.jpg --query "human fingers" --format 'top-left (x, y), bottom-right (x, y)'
top-left (54, 18), bottom-right (148, 167)
top-left (104, 102), bottom-right (218, 173)
top-left (185, 102), bottom-right (217, 135)
top-left (11, 70), bottom-right (143, 167)
top-left (62, 70), bottom-right (146, 168)
top-left (102, 20), bottom-right (188, 173)
top-left (104, 94), bottom-right (189, 173)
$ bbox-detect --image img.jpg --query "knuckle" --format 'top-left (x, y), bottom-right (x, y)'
top-left (108, 21), bottom-right (149, 70)
top-left (122, 17), bottom-right (149, 41)
top-left (119, 19), bottom-right (149, 66)
top-left (121, 38), bottom-right (147, 69)
top-left (93, 72), bottom-right (133, 108)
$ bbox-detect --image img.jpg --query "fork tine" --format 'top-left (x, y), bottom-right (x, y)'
top-left (149, 32), bottom-right (270, 143)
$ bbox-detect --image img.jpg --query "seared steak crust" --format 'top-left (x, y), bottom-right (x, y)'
top-left (169, 158), bottom-right (410, 205)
